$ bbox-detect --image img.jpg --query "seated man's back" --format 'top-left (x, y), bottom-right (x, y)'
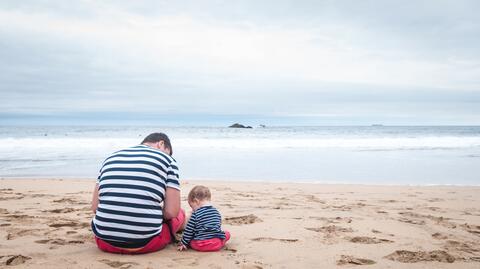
top-left (92, 144), bottom-right (179, 248)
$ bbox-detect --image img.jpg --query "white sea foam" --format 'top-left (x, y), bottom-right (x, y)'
top-left (174, 136), bottom-right (480, 150)
top-left (0, 136), bottom-right (479, 153)
top-left (1, 126), bottom-right (479, 185)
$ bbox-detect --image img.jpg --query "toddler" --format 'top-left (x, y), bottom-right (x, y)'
top-left (178, 185), bottom-right (230, 251)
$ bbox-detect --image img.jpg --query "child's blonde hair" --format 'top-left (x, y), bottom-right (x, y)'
top-left (188, 185), bottom-right (211, 202)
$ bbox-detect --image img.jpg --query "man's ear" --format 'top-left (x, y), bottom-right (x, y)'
top-left (158, 140), bottom-right (165, 148)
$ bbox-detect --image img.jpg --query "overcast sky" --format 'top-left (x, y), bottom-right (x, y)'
top-left (1, 0), bottom-right (479, 125)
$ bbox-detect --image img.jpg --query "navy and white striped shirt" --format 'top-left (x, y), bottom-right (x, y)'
top-left (92, 144), bottom-right (180, 248)
top-left (181, 205), bottom-right (225, 246)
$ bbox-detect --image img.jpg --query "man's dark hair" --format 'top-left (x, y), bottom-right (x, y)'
top-left (141, 132), bottom-right (173, 155)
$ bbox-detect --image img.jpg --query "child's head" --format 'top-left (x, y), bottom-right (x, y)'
top-left (188, 185), bottom-right (211, 210)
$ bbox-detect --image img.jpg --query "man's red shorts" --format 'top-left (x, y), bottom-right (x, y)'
top-left (94, 209), bottom-right (186, 254)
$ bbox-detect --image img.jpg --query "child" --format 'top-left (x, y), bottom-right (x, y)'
top-left (178, 185), bottom-right (230, 252)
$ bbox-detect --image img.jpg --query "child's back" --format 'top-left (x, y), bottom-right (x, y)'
top-left (178, 186), bottom-right (230, 252)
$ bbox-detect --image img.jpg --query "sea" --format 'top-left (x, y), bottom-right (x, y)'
top-left (0, 125), bottom-right (479, 185)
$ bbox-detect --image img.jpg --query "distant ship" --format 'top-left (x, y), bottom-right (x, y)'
top-left (371, 124), bottom-right (384, 127)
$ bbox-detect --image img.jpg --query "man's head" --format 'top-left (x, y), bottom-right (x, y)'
top-left (141, 132), bottom-right (173, 156)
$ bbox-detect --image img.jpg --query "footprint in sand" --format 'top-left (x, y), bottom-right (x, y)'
top-left (251, 237), bottom-right (298, 243)
top-left (379, 199), bottom-right (399, 203)
top-left (331, 205), bottom-right (352, 211)
top-left (29, 193), bottom-right (55, 198)
top-left (5, 214), bottom-right (34, 221)
top-left (35, 238), bottom-right (84, 245)
top-left (443, 240), bottom-right (480, 254)
top-left (234, 193), bottom-right (255, 198)
top-left (427, 198), bottom-right (445, 202)
top-left (305, 225), bottom-right (354, 234)
top-left (309, 216), bottom-right (352, 224)
top-left (235, 264), bottom-right (263, 269)
top-left (460, 223), bottom-right (480, 236)
top-left (6, 228), bottom-right (44, 240)
top-left (48, 221), bottom-right (90, 229)
top-left (224, 246), bottom-right (237, 253)
top-left (0, 188), bottom-right (13, 191)
top-left (52, 198), bottom-right (88, 205)
top-left (425, 206), bottom-right (442, 212)
top-left (337, 255), bottom-right (376, 265)
top-left (0, 195), bottom-right (25, 201)
top-left (43, 208), bottom-right (76, 214)
top-left (172, 257), bottom-right (199, 266)
top-left (370, 229), bottom-right (394, 237)
top-left (66, 191), bottom-right (90, 195)
top-left (303, 194), bottom-right (326, 204)
top-left (220, 203), bottom-right (234, 209)
top-left (347, 236), bottom-right (393, 244)
top-left (432, 232), bottom-right (448, 240)
top-left (241, 264), bottom-right (263, 269)
top-left (398, 212), bottom-right (457, 228)
top-left (384, 250), bottom-right (455, 263)
top-left (397, 218), bottom-right (425, 225)
top-left (0, 255), bottom-right (31, 266)
top-left (98, 259), bottom-right (139, 269)
top-left (234, 260), bottom-right (265, 269)
top-left (53, 198), bottom-right (77, 203)
top-left (0, 189), bottom-right (25, 201)
top-left (207, 264), bottom-right (222, 269)
top-left (224, 214), bottom-right (262, 225)
top-left (70, 232), bottom-right (94, 241)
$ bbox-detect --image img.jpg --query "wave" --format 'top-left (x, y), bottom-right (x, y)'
top-left (176, 137), bottom-right (480, 150)
top-left (0, 136), bottom-right (479, 152)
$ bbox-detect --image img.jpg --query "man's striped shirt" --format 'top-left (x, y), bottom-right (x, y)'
top-left (181, 205), bottom-right (225, 246)
top-left (92, 144), bottom-right (180, 248)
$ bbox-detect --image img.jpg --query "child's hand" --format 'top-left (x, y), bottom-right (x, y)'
top-left (177, 243), bottom-right (188, 251)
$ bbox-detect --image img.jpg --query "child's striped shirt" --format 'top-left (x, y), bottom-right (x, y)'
top-left (181, 205), bottom-right (225, 246)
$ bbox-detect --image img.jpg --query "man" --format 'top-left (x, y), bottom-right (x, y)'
top-left (91, 132), bottom-right (185, 254)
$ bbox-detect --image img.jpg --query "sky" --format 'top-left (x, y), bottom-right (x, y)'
top-left (0, 0), bottom-right (479, 126)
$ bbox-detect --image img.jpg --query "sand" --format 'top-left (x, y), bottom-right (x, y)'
top-left (1, 178), bottom-right (480, 268)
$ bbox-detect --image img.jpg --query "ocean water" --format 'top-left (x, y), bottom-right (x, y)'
top-left (0, 125), bottom-right (479, 185)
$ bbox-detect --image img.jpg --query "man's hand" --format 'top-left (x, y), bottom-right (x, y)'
top-left (177, 243), bottom-right (188, 251)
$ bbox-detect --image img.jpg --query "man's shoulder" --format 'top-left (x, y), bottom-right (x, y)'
top-left (109, 145), bottom-right (175, 164)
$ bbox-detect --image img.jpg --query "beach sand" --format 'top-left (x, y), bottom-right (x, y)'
top-left (0, 179), bottom-right (479, 268)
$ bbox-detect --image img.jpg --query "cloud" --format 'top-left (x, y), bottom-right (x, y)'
top-left (0, 0), bottom-right (479, 124)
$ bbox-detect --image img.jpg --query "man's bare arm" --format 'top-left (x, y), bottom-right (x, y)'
top-left (163, 187), bottom-right (180, 220)
top-left (91, 183), bottom-right (99, 213)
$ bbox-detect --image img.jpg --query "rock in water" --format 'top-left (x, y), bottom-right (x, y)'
top-left (229, 123), bottom-right (252, 128)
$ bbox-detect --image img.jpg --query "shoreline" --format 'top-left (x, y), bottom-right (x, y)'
top-left (2, 177), bottom-right (480, 187)
top-left (1, 178), bottom-right (479, 268)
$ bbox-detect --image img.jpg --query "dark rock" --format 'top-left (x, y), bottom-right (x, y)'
top-left (229, 123), bottom-right (253, 129)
